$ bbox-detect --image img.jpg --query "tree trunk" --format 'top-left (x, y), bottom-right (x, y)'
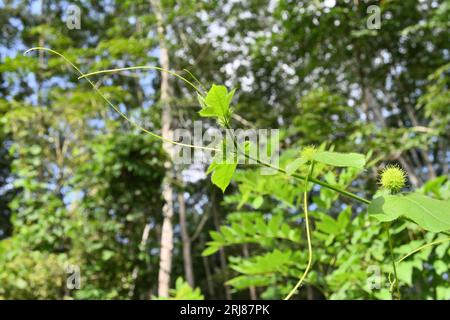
top-left (211, 190), bottom-right (232, 300)
top-left (129, 223), bottom-right (151, 298)
top-left (242, 243), bottom-right (257, 300)
top-left (178, 191), bottom-right (195, 287)
top-left (151, 0), bottom-right (175, 298)
top-left (202, 247), bottom-right (216, 298)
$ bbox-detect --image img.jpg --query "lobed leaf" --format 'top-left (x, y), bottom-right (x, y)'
top-left (369, 193), bottom-right (450, 232)
top-left (312, 151), bottom-right (366, 169)
top-left (198, 84), bottom-right (235, 126)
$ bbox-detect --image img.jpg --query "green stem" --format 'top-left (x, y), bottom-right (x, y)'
top-left (386, 224), bottom-right (401, 300)
top-left (251, 156), bottom-right (370, 205)
top-left (284, 163), bottom-right (314, 300)
top-left (397, 236), bottom-right (450, 264)
top-left (222, 126), bottom-right (370, 205)
top-left (221, 124), bottom-right (369, 205)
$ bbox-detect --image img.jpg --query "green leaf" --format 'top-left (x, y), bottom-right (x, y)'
top-left (207, 161), bottom-right (237, 193)
top-left (15, 278), bottom-right (28, 289)
top-left (202, 242), bottom-right (220, 256)
top-left (268, 214), bottom-right (282, 235)
top-left (433, 260), bottom-right (448, 274)
top-left (285, 157), bottom-right (306, 175)
top-left (209, 231), bottom-right (224, 243)
top-left (153, 277), bottom-right (204, 300)
top-left (199, 84), bottom-right (235, 126)
top-left (337, 207), bottom-right (352, 229)
top-left (101, 250), bottom-right (114, 261)
top-left (436, 240), bottom-right (450, 258)
top-left (221, 226), bottom-right (237, 240)
top-left (206, 137), bottom-right (238, 193)
top-left (312, 151), bottom-right (366, 169)
top-left (226, 275), bottom-right (274, 290)
top-left (252, 196), bottom-right (264, 209)
top-left (369, 193), bottom-right (450, 232)
top-left (316, 215), bottom-right (339, 235)
top-left (396, 261), bottom-right (415, 286)
top-left (437, 287), bottom-right (450, 300)
top-left (230, 250), bottom-right (293, 275)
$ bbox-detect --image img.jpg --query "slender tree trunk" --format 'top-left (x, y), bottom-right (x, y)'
top-left (178, 191), bottom-right (195, 287)
top-left (242, 243), bottom-right (257, 300)
top-left (129, 223), bottom-right (151, 298)
top-left (202, 249), bottom-right (216, 298)
top-left (151, 0), bottom-right (175, 298)
top-left (211, 190), bottom-right (232, 300)
top-left (440, 140), bottom-right (448, 176)
top-left (307, 286), bottom-right (314, 300)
